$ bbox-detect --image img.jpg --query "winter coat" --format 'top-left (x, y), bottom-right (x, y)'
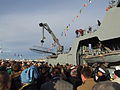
top-left (41, 77), bottom-right (73, 90)
top-left (77, 78), bottom-right (96, 90)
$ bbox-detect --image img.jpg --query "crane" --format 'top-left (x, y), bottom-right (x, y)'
top-left (39, 23), bottom-right (64, 53)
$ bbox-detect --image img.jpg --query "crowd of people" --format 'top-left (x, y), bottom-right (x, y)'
top-left (0, 60), bottom-right (120, 90)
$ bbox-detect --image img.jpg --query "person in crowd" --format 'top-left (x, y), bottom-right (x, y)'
top-left (0, 60), bottom-right (118, 90)
top-left (63, 64), bottom-right (71, 79)
top-left (77, 65), bottom-right (83, 83)
top-left (92, 81), bottom-right (120, 90)
top-left (10, 62), bottom-right (22, 90)
top-left (6, 62), bottom-right (13, 75)
top-left (112, 70), bottom-right (120, 84)
top-left (77, 66), bottom-right (96, 90)
top-left (75, 30), bottom-right (79, 37)
top-left (0, 61), bottom-right (7, 71)
top-left (75, 29), bottom-right (84, 37)
top-left (41, 67), bottom-right (73, 90)
top-left (88, 26), bottom-right (92, 33)
top-left (11, 62), bottom-right (21, 78)
top-left (0, 71), bottom-right (11, 90)
top-left (19, 65), bottom-right (40, 90)
top-left (94, 66), bottom-right (110, 82)
top-left (39, 65), bottom-right (52, 85)
top-left (67, 67), bottom-right (82, 90)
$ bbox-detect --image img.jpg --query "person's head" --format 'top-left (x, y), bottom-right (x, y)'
top-left (70, 69), bottom-right (77, 77)
top-left (0, 61), bottom-right (7, 67)
top-left (81, 66), bottom-right (93, 82)
top-left (6, 62), bottom-right (11, 67)
top-left (21, 65), bottom-right (29, 71)
top-left (77, 65), bottom-right (83, 77)
top-left (96, 67), bottom-right (106, 77)
top-left (12, 62), bottom-right (21, 72)
top-left (113, 70), bottom-right (120, 79)
top-left (92, 81), bottom-right (120, 90)
top-left (0, 71), bottom-right (11, 90)
top-left (97, 71), bottom-right (104, 77)
top-left (51, 67), bottom-right (61, 77)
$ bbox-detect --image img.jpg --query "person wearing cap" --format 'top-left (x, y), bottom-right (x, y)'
top-left (94, 67), bottom-right (110, 82)
top-left (112, 70), bottom-right (120, 84)
top-left (115, 66), bottom-right (120, 70)
top-left (67, 68), bottom-right (82, 90)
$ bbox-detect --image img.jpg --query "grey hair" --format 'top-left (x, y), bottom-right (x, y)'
top-left (92, 81), bottom-right (120, 90)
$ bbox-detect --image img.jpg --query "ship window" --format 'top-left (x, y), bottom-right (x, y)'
top-left (117, 2), bottom-right (120, 7)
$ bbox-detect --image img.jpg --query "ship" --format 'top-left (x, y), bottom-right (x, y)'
top-left (31, 0), bottom-right (120, 66)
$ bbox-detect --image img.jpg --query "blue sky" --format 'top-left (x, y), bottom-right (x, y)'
top-left (0, 0), bottom-right (110, 52)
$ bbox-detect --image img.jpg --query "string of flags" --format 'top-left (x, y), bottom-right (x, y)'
top-left (47, 0), bottom-right (95, 51)
top-left (106, 5), bottom-right (113, 11)
top-left (45, 0), bottom-right (93, 52)
top-left (47, 0), bottom-right (113, 51)
top-left (62, 0), bottom-right (93, 37)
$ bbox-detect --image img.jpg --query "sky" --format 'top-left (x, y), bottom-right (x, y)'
top-left (0, 0), bottom-right (110, 53)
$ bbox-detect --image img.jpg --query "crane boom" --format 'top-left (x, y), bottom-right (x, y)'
top-left (39, 23), bottom-right (63, 53)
